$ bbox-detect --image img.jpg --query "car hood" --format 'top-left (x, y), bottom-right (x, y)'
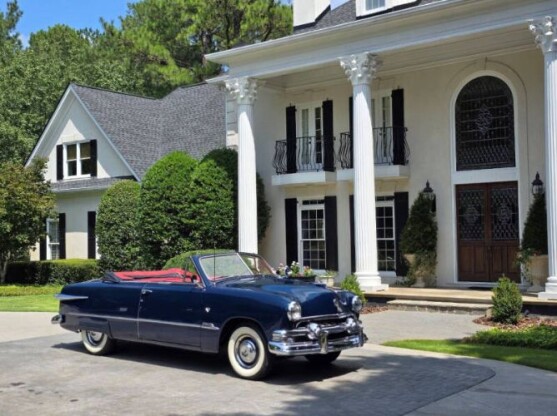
top-left (221, 277), bottom-right (348, 316)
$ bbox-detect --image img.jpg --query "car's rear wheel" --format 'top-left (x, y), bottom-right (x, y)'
top-left (304, 351), bottom-right (341, 364)
top-left (227, 324), bottom-right (272, 380)
top-left (81, 330), bottom-right (116, 355)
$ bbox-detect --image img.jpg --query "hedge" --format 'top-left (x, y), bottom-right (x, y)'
top-left (5, 259), bottom-right (101, 285)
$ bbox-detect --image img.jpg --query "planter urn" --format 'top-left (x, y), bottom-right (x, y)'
top-left (527, 254), bottom-right (549, 293)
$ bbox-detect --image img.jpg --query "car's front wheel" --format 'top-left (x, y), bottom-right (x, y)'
top-left (304, 351), bottom-right (341, 364)
top-left (81, 330), bottom-right (116, 355)
top-left (227, 324), bottom-right (272, 380)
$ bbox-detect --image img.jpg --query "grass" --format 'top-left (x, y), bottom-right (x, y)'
top-left (0, 285), bottom-right (61, 312)
top-left (384, 339), bottom-right (557, 373)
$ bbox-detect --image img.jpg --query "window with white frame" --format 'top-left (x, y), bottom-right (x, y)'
top-left (46, 219), bottom-right (60, 260)
top-left (66, 142), bottom-right (91, 177)
top-left (299, 200), bottom-right (326, 270)
top-left (366, 0), bottom-right (386, 12)
top-left (376, 199), bottom-right (396, 272)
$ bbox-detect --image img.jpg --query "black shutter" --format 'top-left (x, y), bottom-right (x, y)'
top-left (56, 145), bottom-right (64, 180)
top-left (349, 195), bottom-right (355, 273)
top-left (87, 211), bottom-right (96, 259)
top-left (322, 100), bottom-right (334, 172)
top-left (90, 140), bottom-right (97, 177)
top-left (392, 89), bottom-right (405, 165)
top-left (58, 213), bottom-right (66, 260)
top-left (285, 198), bottom-right (298, 264)
top-left (286, 106), bottom-right (297, 174)
top-left (324, 196), bottom-right (338, 270)
top-left (394, 192), bottom-right (409, 276)
top-left (349, 97), bottom-right (354, 169)
top-left (39, 235), bottom-right (46, 261)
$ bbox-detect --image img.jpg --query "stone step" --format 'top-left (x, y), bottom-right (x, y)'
top-left (387, 299), bottom-right (490, 315)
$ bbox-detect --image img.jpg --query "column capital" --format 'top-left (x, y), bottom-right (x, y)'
top-left (225, 77), bottom-right (258, 105)
top-left (530, 16), bottom-right (557, 54)
top-left (339, 53), bottom-right (382, 86)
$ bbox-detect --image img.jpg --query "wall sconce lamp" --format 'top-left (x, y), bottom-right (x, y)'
top-left (421, 180), bottom-right (436, 213)
top-left (532, 172), bottom-right (545, 196)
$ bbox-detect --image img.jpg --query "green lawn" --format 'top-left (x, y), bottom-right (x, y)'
top-left (0, 285), bottom-right (61, 312)
top-left (384, 339), bottom-right (557, 373)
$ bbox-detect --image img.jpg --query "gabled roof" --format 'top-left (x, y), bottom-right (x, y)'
top-left (70, 82), bottom-right (226, 179)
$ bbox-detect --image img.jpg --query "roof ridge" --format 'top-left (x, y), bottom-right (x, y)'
top-left (70, 83), bottom-right (160, 101)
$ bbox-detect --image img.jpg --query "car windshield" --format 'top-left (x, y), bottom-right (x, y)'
top-left (198, 253), bottom-right (275, 281)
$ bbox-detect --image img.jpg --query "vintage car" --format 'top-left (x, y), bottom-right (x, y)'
top-left (52, 252), bottom-right (367, 379)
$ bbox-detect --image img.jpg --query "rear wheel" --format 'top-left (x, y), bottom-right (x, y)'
top-left (304, 351), bottom-right (341, 365)
top-left (81, 330), bottom-right (116, 355)
top-left (227, 325), bottom-right (272, 380)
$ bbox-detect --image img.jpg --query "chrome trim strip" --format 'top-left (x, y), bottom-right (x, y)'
top-left (295, 313), bottom-right (352, 325)
top-left (268, 333), bottom-right (366, 356)
top-left (55, 294), bottom-right (89, 301)
top-left (65, 312), bottom-right (219, 331)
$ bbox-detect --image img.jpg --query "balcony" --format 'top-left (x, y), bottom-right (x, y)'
top-left (272, 127), bottom-right (409, 184)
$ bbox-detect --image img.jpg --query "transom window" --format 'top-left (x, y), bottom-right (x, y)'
top-left (47, 219), bottom-right (60, 260)
top-left (376, 200), bottom-right (396, 272)
top-left (298, 201), bottom-right (326, 270)
top-left (455, 76), bottom-right (515, 171)
top-left (66, 142), bottom-right (91, 177)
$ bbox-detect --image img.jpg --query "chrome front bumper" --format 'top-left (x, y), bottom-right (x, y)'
top-left (268, 317), bottom-right (367, 356)
top-left (51, 314), bottom-right (62, 324)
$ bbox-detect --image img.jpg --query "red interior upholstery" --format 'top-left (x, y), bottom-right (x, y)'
top-left (114, 268), bottom-right (196, 283)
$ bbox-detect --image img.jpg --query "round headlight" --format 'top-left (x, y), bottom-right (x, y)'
top-left (351, 296), bottom-right (363, 313)
top-left (287, 301), bottom-right (302, 321)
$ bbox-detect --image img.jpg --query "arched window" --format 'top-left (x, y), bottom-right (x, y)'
top-left (455, 76), bottom-right (515, 171)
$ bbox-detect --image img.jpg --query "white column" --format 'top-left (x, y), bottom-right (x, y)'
top-left (531, 17), bottom-right (557, 299)
top-left (340, 53), bottom-right (387, 291)
top-left (225, 78), bottom-right (259, 253)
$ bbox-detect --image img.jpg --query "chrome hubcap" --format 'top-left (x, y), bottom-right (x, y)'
top-left (236, 337), bottom-right (258, 368)
top-left (86, 331), bottom-right (103, 345)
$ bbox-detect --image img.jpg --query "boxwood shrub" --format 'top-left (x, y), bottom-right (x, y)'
top-left (6, 259), bottom-right (101, 285)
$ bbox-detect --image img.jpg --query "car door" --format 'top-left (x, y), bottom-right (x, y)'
top-left (138, 283), bottom-right (203, 347)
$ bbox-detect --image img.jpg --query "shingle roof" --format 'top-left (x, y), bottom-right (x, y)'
top-left (51, 176), bottom-right (136, 193)
top-left (71, 83), bottom-right (226, 179)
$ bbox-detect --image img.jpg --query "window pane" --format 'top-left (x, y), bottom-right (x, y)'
top-left (50, 244), bottom-right (60, 260)
top-left (48, 221), bottom-right (59, 243)
top-left (67, 161), bottom-right (77, 176)
top-left (67, 144), bottom-right (77, 160)
top-left (80, 142), bottom-right (90, 158)
top-left (81, 159), bottom-right (91, 175)
top-left (376, 203), bottom-right (395, 271)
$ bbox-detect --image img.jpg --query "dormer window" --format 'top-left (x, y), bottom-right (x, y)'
top-left (357, 0), bottom-right (416, 17)
top-left (56, 140), bottom-right (97, 181)
top-left (366, 0), bottom-right (386, 13)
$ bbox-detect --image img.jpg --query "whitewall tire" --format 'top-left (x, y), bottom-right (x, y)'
top-left (227, 325), bottom-right (271, 380)
top-left (81, 330), bottom-right (116, 355)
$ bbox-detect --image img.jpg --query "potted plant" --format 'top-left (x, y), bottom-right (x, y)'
top-left (400, 193), bottom-right (438, 287)
top-left (518, 193), bottom-right (548, 292)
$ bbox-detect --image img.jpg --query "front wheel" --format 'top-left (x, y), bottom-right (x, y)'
top-left (304, 351), bottom-right (341, 364)
top-left (81, 330), bottom-right (116, 355)
top-left (227, 325), bottom-right (272, 380)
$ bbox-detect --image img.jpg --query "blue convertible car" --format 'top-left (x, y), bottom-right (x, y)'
top-left (52, 252), bottom-right (367, 379)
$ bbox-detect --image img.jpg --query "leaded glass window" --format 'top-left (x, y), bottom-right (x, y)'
top-left (455, 76), bottom-right (515, 171)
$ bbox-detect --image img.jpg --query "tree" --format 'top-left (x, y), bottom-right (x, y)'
top-left (96, 180), bottom-right (142, 271)
top-left (521, 193), bottom-right (548, 255)
top-left (0, 0), bottom-right (21, 65)
top-left (0, 159), bottom-right (55, 282)
top-left (137, 151), bottom-right (197, 268)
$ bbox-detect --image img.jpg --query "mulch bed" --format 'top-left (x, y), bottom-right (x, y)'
top-left (474, 315), bottom-right (557, 330)
top-left (361, 305), bottom-right (389, 314)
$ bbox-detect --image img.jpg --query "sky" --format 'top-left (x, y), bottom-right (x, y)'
top-left (8, 0), bottom-right (349, 46)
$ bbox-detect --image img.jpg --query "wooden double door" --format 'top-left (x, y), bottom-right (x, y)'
top-left (456, 182), bottom-right (520, 282)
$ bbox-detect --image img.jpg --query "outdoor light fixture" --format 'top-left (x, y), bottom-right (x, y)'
top-left (532, 172), bottom-right (545, 196)
top-left (421, 180), bottom-right (436, 213)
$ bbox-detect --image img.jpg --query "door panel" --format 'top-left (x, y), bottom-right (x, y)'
top-left (457, 182), bottom-right (519, 282)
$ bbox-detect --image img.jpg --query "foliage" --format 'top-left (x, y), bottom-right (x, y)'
top-left (469, 325), bottom-right (557, 350)
top-left (521, 193), bottom-right (548, 255)
top-left (384, 339), bottom-right (557, 373)
top-left (340, 274), bottom-right (366, 303)
top-left (186, 159), bottom-right (235, 249)
top-left (400, 193), bottom-right (437, 254)
top-left (97, 180), bottom-right (142, 271)
top-left (0, 284), bottom-right (62, 297)
top-left (491, 276), bottom-right (523, 324)
top-left (0, 159), bottom-right (55, 283)
top-left (163, 249), bottom-right (231, 272)
top-left (407, 251), bottom-right (437, 287)
top-left (137, 151), bottom-right (198, 269)
top-left (0, 0), bottom-right (21, 65)
top-left (5, 259), bottom-right (101, 285)
top-left (202, 148), bottom-right (271, 243)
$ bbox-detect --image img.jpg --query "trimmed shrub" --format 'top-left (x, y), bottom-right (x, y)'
top-left (340, 274), bottom-right (366, 303)
top-left (521, 193), bottom-right (548, 255)
top-left (137, 151), bottom-right (197, 269)
top-left (491, 276), bottom-right (523, 324)
top-left (6, 259), bottom-right (101, 285)
top-left (400, 193), bottom-right (437, 254)
top-left (163, 249), bottom-right (232, 273)
top-left (469, 325), bottom-right (557, 350)
top-left (96, 180), bottom-right (142, 271)
top-left (203, 148), bottom-right (271, 243)
top-left (186, 159), bottom-right (235, 249)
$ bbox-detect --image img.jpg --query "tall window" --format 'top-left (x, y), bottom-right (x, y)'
top-left (46, 219), bottom-right (60, 260)
top-left (66, 142), bottom-right (91, 177)
top-left (299, 200), bottom-right (326, 270)
top-left (376, 200), bottom-right (396, 272)
top-left (455, 76), bottom-right (515, 171)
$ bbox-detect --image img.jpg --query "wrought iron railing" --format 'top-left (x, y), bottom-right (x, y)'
top-left (273, 136), bottom-right (335, 175)
top-left (338, 126), bottom-right (410, 169)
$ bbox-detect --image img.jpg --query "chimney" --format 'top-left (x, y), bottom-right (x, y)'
top-left (293, 0), bottom-right (331, 27)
